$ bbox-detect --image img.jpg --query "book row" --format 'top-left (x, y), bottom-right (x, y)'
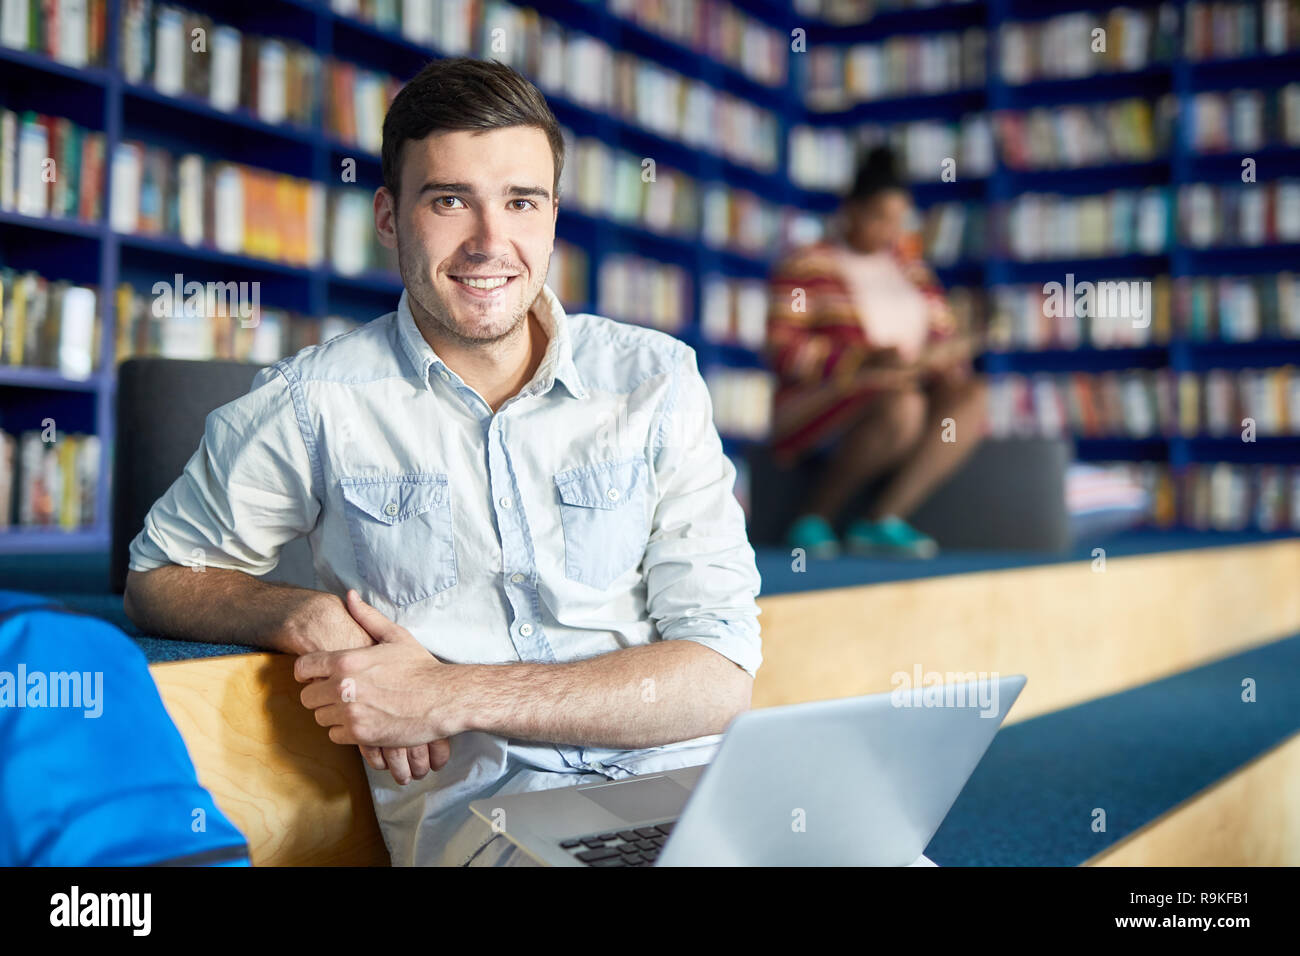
top-left (995, 190), bottom-right (1170, 262)
top-left (984, 272), bottom-right (1300, 350)
top-left (789, 97), bottom-right (1172, 190)
top-left (121, 0), bottom-right (319, 128)
top-left (1179, 179), bottom-right (1300, 247)
top-left (1186, 85), bottom-right (1300, 152)
top-left (986, 366), bottom-right (1300, 441)
top-left (0, 109), bottom-right (107, 220)
top-left (788, 115), bottom-right (995, 191)
top-left (800, 1), bottom-right (1300, 102)
top-left (0, 430), bottom-right (100, 530)
top-left (920, 202), bottom-right (988, 267)
top-left (1176, 272), bottom-right (1300, 341)
top-left (325, 187), bottom-right (398, 277)
top-left (705, 366), bottom-right (774, 440)
top-left (325, 58), bottom-right (402, 155)
top-left (109, 141), bottom-right (408, 275)
top-left (985, 276), bottom-right (1173, 351)
top-left (18, 0), bottom-right (783, 175)
top-left (995, 98), bottom-right (1173, 171)
top-left (789, 84), bottom-right (1300, 190)
top-left (997, 4), bottom-right (1180, 85)
top-left (700, 276), bottom-right (768, 351)
top-left (333, 0), bottom-right (788, 89)
top-left (1163, 461), bottom-right (1300, 532)
top-left (0, 0), bottom-right (108, 67)
top-left (336, 0), bottom-right (788, 88)
top-left (110, 141), bottom-right (322, 266)
top-left (112, 283), bottom-right (364, 366)
top-left (0, 269), bottom-right (99, 378)
top-left (802, 27), bottom-right (986, 110)
top-left (601, 0), bottom-right (787, 88)
top-left (595, 254), bottom-right (692, 334)
top-left (1184, 0), bottom-right (1300, 60)
top-left (559, 128), bottom-right (802, 257)
top-left (460, 0), bottom-right (781, 172)
top-left (790, 0), bottom-right (970, 25)
top-left (985, 182), bottom-right (1300, 260)
top-left (1081, 460), bottom-right (1300, 533)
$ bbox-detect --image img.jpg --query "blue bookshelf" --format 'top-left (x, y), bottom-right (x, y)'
top-left (0, 0), bottom-right (807, 553)
top-left (3, 0), bottom-right (1299, 551)
top-left (784, 0), bottom-right (1300, 537)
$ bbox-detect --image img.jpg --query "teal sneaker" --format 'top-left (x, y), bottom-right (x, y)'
top-left (786, 514), bottom-right (840, 560)
top-left (844, 516), bottom-right (939, 559)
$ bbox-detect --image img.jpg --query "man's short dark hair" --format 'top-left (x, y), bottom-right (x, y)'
top-left (382, 57), bottom-right (565, 203)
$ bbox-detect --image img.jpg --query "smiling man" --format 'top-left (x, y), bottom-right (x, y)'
top-left (122, 58), bottom-right (762, 866)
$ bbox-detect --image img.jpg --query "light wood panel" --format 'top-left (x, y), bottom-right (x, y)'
top-left (752, 540), bottom-right (1300, 723)
top-left (1086, 732), bottom-right (1300, 866)
top-left (150, 652), bottom-right (389, 867)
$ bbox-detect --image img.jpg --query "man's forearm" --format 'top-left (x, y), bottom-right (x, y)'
top-left (451, 640), bottom-right (753, 750)
top-left (123, 565), bottom-right (329, 654)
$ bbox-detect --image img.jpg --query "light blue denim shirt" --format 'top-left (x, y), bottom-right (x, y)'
top-left (128, 284), bottom-right (763, 866)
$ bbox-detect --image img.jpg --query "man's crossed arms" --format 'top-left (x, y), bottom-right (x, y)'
top-left (295, 589), bottom-right (753, 785)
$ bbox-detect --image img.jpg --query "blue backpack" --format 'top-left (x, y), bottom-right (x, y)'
top-left (0, 590), bottom-right (250, 866)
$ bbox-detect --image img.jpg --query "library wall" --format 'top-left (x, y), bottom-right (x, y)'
top-left (2, 0), bottom-right (1300, 549)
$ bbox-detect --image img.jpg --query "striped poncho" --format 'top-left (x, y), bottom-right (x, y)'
top-left (764, 238), bottom-right (965, 466)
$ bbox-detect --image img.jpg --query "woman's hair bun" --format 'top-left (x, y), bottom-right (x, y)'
top-left (848, 144), bottom-right (904, 201)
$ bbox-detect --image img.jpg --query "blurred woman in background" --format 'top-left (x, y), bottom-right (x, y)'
top-left (766, 146), bottom-right (989, 559)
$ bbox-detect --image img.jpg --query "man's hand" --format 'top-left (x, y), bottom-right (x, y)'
top-left (295, 590), bottom-right (469, 763)
top-left (289, 591), bottom-right (454, 784)
top-left (286, 591), bottom-right (451, 783)
top-left (358, 738), bottom-right (452, 785)
top-left (340, 591), bottom-right (454, 785)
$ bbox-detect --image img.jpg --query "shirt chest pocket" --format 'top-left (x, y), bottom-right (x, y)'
top-left (339, 473), bottom-right (457, 607)
top-left (554, 457), bottom-right (650, 590)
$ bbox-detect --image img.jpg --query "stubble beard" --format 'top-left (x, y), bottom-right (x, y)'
top-left (398, 229), bottom-right (548, 347)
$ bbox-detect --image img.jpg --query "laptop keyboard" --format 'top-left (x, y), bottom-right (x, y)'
top-left (559, 821), bottom-right (676, 866)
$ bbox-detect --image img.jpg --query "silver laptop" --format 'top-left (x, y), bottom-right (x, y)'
top-left (470, 674), bottom-right (1026, 866)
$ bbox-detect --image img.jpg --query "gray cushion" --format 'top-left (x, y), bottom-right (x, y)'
top-left (748, 437), bottom-right (1071, 552)
top-left (908, 437), bottom-right (1071, 551)
top-left (111, 358), bottom-right (317, 594)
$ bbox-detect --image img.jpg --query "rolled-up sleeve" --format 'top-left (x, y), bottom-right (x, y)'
top-left (127, 365), bottom-right (321, 576)
top-left (643, 346), bottom-right (762, 677)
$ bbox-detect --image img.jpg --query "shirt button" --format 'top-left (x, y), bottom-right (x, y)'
top-left (519, 622), bottom-right (534, 637)
top-left (499, 496), bottom-right (512, 509)
top-left (589, 761), bottom-right (605, 772)
top-left (384, 502), bottom-right (398, 517)
top-left (510, 572), bottom-right (525, 584)
top-left (439, 369), bottom-right (450, 382)
top-left (606, 487), bottom-right (620, 502)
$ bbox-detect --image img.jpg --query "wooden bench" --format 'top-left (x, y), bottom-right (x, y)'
top-left (150, 652), bottom-right (389, 866)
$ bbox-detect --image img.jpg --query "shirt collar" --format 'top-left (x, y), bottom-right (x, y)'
top-left (528, 283), bottom-right (588, 399)
top-left (395, 284), bottom-right (587, 400)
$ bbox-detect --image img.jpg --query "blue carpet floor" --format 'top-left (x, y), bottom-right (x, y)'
top-left (754, 528), bottom-right (1299, 595)
top-left (925, 631), bottom-right (1300, 865)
